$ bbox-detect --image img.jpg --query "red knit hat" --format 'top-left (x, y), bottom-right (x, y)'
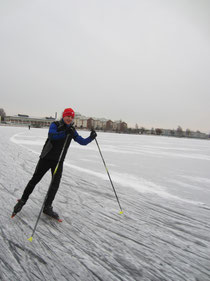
top-left (62, 108), bottom-right (75, 118)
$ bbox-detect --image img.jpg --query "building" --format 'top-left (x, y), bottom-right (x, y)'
top-left (74, 112), bottom-right (88, 129)
top-left (113, 120), bottom-right (128, 132)
top-left (2, 112), bottom-right (128, 133)
top-left (4, 114), bottom-right (55, 127)
top-left (105, 120), bottom-right (114, 131)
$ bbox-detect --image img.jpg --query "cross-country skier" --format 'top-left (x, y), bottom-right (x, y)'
top-left (12, 107), bottom-right (97, 220)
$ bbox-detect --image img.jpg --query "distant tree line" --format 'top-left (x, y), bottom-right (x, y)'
top-left (127, 124), bottom-right (208, 139)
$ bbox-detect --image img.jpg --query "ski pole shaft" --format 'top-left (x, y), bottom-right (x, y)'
top-left (95, 138), bottom-right (123, 214)
top-left (28, 169), bottom-right (57, 242)
top-left (28, 134), bottom-right (71, 242)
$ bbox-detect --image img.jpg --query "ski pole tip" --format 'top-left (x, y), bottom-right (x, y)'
top-left (119, 211), bottom-right (123, 214)
top-left (28, 237), bottom-right (33, 242)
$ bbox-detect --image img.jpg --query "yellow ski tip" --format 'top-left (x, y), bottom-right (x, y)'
top-left (28, 237), bottom-right (33, 242)
top-left (119, 211), bottom-right (123, 214)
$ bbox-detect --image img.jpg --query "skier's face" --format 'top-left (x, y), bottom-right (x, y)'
top-left (63, 115), bottom-right (74, 125)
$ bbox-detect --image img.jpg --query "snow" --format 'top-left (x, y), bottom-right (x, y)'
top-left (0, 126), bottom-right (210, 281)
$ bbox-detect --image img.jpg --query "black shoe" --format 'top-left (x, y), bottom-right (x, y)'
top-left (43, 206), bottom-right (60, 220)
top-left (12, 199), bottom-right (26, 217)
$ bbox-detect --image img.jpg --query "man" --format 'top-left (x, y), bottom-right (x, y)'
top-left (12, 108), bottom-right (97, 220)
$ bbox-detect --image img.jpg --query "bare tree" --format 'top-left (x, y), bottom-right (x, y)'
top-left (139, 127), bottom-right (145, 134)
top-left (170, 129), bottom-right (175, 136)
top-left (177, 126), bottom-right (183, 137)
top-left (186, 128), bottom-right (191, 137)
top-left (0, 108), bottom-right (6, 121)
top-left (155, 128), bottom-right (163, 135)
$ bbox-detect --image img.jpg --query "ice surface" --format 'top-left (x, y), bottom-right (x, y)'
top-left (0, 126), bottom-right (210, 281)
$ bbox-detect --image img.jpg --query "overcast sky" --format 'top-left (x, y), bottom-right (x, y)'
top-left (1, 0), bottom-right (210, 132)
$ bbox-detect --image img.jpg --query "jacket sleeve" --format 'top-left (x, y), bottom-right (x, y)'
top-left (73, 130), bottom-right (92, 145)
top-left (48, 122), bottom-right (66, 140)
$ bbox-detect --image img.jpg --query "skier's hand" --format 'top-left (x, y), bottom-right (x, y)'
top-left (66, 125), bottom-right (76, 137)
top-left (90, 130), bottom-right (97, 140)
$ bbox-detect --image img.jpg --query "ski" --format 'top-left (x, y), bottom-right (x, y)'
top-left (11, 212), bottom-right (63, 222)
top-left (11, 199), bottom-right (26, 218)
top-left (43, 213), bottom-right (63, 222)
top-left (11, 199), bottom-right (63, 222)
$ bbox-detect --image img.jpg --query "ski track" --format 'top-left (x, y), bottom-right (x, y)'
top-left (0, 126), bottom-right (210, 281)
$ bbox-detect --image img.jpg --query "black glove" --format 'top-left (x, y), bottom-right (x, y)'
top-left (57, 124), bottom-right (66, 132)
top-left (66, 125), bottom-right (76, 137)
top-left (90, 130), bottom-right (97, 140)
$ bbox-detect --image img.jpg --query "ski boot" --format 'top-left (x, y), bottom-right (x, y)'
top-left (43, 206), bottom-right (62, 222)
top-left (11, 199), bottom-right (26, 218)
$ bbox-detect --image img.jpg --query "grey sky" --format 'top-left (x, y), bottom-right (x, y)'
top-left (1, 0), bottom-right (210, 132)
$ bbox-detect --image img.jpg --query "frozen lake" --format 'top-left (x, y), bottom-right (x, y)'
top-left (0, 126), bottom-right (210, 280)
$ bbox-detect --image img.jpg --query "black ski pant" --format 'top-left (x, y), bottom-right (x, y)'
top-left (21, 158), bottom-right (63, 207)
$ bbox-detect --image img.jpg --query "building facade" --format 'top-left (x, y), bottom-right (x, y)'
top-left (2, 113), bottom-right (128, 133)
top-left (4, 114), bottom-right (55, 127)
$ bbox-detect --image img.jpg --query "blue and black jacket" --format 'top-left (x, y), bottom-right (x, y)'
top-left (40, 119), bottom-right (92, 161)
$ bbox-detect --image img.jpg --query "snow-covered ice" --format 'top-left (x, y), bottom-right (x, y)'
top-left (0, 126), bottom-right (210, 281)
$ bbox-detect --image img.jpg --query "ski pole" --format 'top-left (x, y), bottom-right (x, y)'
top-left (28, 134), bottom-right (71, 242)
top-left (95, 138), bottom-right (123, 214)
